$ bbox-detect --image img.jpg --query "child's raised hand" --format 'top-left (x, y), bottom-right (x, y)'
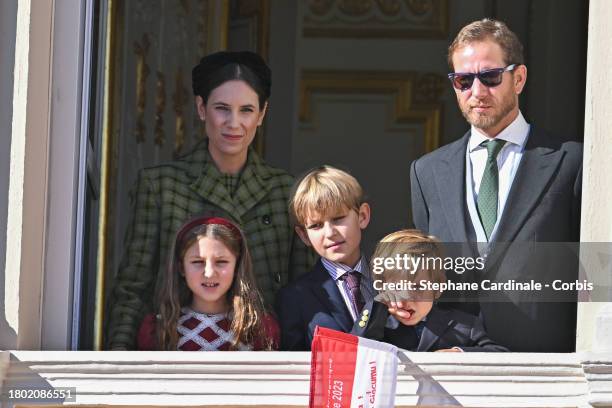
top-left (387, 300), bottom-right (411, 321)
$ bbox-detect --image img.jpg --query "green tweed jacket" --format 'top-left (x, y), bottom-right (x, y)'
top-left (107, 140), bottom-right (313, 350)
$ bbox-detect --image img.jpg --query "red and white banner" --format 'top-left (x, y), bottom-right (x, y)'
top-left (309, 326), bottom-right (398, 408)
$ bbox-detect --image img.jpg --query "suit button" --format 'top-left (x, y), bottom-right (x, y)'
top-left (358, 321), bottom-right (366, 328)
top-left (361, 315), bottom-right (369, 322)
top-left (262, 215), bottom-right (271, 225)
top-left (362, 309), bottom-right (369, 316)
top-left (275, 273), bottom-right (281, 284)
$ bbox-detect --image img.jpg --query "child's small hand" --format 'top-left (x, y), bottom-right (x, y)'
top-left (435, 347), bottom-right (463, 352)
top-left (387, 301), bottom-right (408, 319)
top-left (387, 300), bottom-right (416, 325)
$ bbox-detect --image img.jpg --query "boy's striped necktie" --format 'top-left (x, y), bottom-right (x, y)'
top-left (342, 271), bottom-right (365, 314)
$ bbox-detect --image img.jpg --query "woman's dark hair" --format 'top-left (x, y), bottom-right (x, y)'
top-left (192, 51), bottom-right (271, 108)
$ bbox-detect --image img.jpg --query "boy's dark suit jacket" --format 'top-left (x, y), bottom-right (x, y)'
top-left (276, 259), bottom-right (375, 351)
top-left (352, 301), bottom-right (509, 352)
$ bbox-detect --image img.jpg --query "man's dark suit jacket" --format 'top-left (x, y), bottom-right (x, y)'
top-left (410, 126), bottom-right (582, 352)
top-left (276, 259), bottom-right (374, 351)
top-left (352, 301), bottom-right (509, 352)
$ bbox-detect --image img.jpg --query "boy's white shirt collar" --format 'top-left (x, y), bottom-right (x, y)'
top-left (321, 256), bottom-right (365, 281)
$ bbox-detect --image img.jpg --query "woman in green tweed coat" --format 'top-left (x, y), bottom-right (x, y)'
top-left (107, 51), bottom-right (312, 350)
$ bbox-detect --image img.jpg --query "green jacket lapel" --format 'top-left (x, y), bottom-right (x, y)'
top-left (232, 148), bottom-right (273, 218)
top-left (187, 140), bottom-right (237, 218)
top-left (187, 140), bottom-right (274, 220)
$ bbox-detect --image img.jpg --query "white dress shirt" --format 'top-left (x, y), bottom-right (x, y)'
top-left (465, 111), bottom-right (530, 243)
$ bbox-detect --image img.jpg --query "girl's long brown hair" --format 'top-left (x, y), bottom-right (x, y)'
top-left (155, 217), bottom-right (270, 350)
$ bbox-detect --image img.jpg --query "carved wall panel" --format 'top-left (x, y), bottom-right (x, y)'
top-left (299, 70), bottom-right (444, 151)
top-left (303, 0), bottom-right (448, 38)
top-left (228, 0), bottom-right (270, 56)
top-left (295, 70), bottom-right (444, 253)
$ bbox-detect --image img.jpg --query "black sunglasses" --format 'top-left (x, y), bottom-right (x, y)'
top-left (447, 64), bottom-right (517, 91)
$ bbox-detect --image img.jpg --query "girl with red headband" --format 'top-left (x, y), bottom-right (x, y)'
top-left (137, 216), bottom-right (279, 350)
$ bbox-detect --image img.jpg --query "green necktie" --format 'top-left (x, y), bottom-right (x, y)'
top-left (477, 138), bottom-right (507, 240)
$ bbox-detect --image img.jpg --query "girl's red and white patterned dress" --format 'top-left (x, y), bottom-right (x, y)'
top-left (137, 307), bottom-right (279, 351)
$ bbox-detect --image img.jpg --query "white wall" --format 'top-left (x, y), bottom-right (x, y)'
top-left (0, 1), bottom-right (17, 348)
top-left (41, 0), bottom-right (89, 350)
top-left (576, 0), bottom-right (612, 352)
top-left (0, 0), bottom-right (18, 347)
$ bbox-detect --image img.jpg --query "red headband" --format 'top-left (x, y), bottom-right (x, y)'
top-left (176, 216), bottom-right (242, 246)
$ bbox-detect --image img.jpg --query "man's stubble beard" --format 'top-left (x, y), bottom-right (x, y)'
top-left (460, 92), bottom-right (517, 131)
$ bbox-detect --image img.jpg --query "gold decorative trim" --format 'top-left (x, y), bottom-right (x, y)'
top-left (197, 0), bottom-right (209, 56)
top-left (95, 0), bottom-right (120, 351)
top-left (173, 68), bottom-right (188, 156)
top-left (299, 70), bottom-right (444, 152)
top-left (154, 71), bottom-right (166, 147)
top-left (210, 0), bottom-right (230, 51)
top-left (134, 33), bottom-right (150, 143)
top-left (259, 0), bottom-right (270, 61)
top-left (220, 0), bottom-right (230, 50)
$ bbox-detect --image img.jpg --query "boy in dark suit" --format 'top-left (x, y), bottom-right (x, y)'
top-left (353, 229), bottom-right (508, 352)
top-left (276, 166), bottom-right (375, 350)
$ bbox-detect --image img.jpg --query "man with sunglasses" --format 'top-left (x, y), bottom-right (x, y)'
top-left (410, 19), bottom-right (582, 352)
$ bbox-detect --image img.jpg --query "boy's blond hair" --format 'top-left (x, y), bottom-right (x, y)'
top-left (290, 166), bottom-right (363, 226)
top-left (372, 229), bottom-right (446, 296)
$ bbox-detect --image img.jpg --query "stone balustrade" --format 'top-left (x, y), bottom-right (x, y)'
top-left (1, 351), bottom-right (612, 407)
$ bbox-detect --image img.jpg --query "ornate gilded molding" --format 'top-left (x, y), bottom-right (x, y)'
top-left (405, 0), bottom-right (435, 15)
top-left (303, 0), bottom-right (448, 38)
top-left (134, 33), bottom-right (150, 143)
top-left (173, 69), bottom-right (188, 156)
top-left (154, 71), bottom-right (166, 147)
top-left (299, 70), bottom-right (444, 152)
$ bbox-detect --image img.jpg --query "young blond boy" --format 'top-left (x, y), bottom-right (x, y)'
top-left (276, 166), bottom-right (375, 350)
top-left (353, 229), bottom-right (508, 352)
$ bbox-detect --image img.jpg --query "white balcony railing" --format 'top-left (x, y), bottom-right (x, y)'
top-left (1, 350), bottom-right (612, 407)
